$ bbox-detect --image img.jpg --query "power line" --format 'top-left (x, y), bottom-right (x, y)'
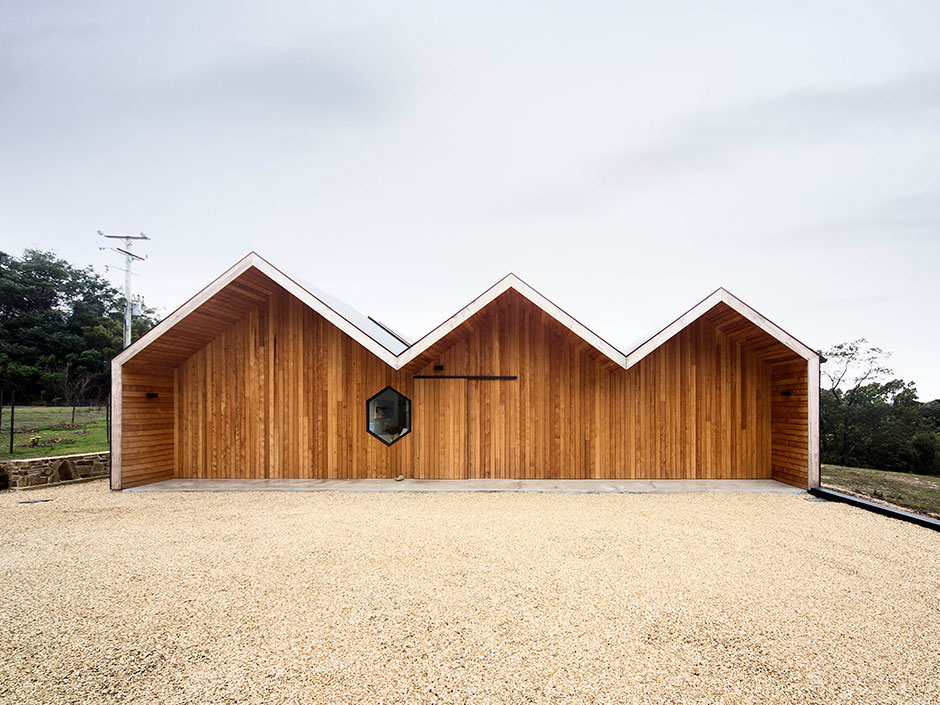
top-left (98, 230), bottom-right (150, 348)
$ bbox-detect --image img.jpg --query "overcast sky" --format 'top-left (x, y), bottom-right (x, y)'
top-left (2, 1), bottom-right (938, 398)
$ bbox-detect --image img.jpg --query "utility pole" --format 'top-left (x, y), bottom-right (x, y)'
top-left (99, 231), bottom-right (150, 348)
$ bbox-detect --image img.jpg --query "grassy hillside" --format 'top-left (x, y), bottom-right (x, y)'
top-left (0, 406), bottom-right (109, 461)
top-left (821, 464), bottom-right (940, 520)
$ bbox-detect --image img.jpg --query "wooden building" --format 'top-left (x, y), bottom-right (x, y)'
top-left (111, 253), bottom-right (820, 490)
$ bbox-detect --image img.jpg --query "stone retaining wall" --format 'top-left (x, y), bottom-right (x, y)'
top-left (0, 452), bottom-right (110, 489)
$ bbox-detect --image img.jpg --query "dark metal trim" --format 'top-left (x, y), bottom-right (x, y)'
top-left (367, 315), bottom-right (413, 347)
top-left (413, 375), bottom-right (518, 380)
top-left (366, 385), bottom-right (412, 447)
top-left (808, 487), bottom-right (940, 532)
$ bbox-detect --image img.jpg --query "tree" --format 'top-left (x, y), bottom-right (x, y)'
top-left (0, 249), bottom-right (158, 402)
top-left (821, 339), bottom-right (940, 475)
top-left (54, 360), bottom-right (96, 424)
top-left (822, 339), bottom-right (893, 396)
top-left (821, 339), bottom-right (891, 466)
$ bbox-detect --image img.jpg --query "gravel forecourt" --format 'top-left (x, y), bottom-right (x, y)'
top-left (1, 481), bottom-right (938, 705)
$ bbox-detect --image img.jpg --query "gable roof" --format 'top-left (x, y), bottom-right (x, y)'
top-left (281, 268), bottom-right (412, 355)
top-left (623, 287), bottom-right (817, 368)
top-left (113, 252), bottom-right (403, 368)
top-left (395, 273), bottom-right (627, 369)
top-left (114, 252), bottom-right (816, 372)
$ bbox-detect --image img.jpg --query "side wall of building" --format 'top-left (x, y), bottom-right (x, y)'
top-left (120, 365), bottom-right (176, 488)
top-left (769, 359), bottom-right (809, 487)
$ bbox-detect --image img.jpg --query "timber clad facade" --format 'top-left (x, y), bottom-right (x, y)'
top-left (111, 253), bottom-right (820, 490)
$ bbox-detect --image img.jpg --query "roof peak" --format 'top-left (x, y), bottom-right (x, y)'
top-left (114, 253), bottom-right (815, 371)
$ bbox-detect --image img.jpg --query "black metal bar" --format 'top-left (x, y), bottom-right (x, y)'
top-left (413, 375), bottom-right (518, 380)
top-left (808, 487), bottom-right (940, 532)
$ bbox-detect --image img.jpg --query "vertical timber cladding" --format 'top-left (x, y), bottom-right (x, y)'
top-left (171, 281), bottom-right (807, 481)
top-left (413, 289), bottom-right (780, 480)
top-left (176, 288), bottom-right (415, 479)
top-left (413, 378), bottom-right (467, 478)
top-left (120, 363), bottom-right (175, 488)
top-left (769, 359), bottom-right (809, 487)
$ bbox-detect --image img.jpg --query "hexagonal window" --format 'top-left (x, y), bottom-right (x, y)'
top-left (367, 386), bottom-right (411, 446)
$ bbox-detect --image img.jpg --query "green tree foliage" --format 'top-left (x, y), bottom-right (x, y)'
top-left (0, 249), bottom-right (157, 402)
top-left (821, 339), bottom-right (940, 475)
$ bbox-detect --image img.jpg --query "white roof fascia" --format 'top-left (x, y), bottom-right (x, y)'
top-left (716, 289), bottom-right (816, 360)
top-left (114, 253), bottom-right (401, 369)
top-left (249, 257), bottom-right (401, 366)
top-left (623, 287), bottom-right (815, 370)
top-left (283, 270), bottom-right (409, 354)
top-left (505, 276), bottom-right (627, 368)
top-left (395, 274), bottom-right (627, 370)
top-left (115, 255), bottom-right (813, 376)
top-left (113, 252), bottom-right (259, 367)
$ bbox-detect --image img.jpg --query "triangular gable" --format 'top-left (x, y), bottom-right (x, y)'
top-left (115, 255), bottom-right (816, 374)
top-left (396, 274), bottom-right (627, 370)
top-left (623, 288), bottom-right (817, 370)
top-left (114, 252), bottom-right (403, 369)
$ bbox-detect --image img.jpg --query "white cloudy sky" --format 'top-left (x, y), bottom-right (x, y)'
top-left (2, 1), bottom-right (939, 398)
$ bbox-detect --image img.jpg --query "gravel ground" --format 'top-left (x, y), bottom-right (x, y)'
top-left (1, 481), bottom-right (938, 705)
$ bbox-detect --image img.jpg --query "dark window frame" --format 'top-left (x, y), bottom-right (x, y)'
top-left (366, 385), bottom-right (412, 446)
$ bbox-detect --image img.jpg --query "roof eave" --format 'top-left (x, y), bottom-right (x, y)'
top-left (623, 287), bottom-right (816, 370)
top-left (112, 251), bottom-right (261, 368)
top-left (113, 254), bottom-right (815, 380)
top-left (113, 252), bottom-right (401, 370)
top-left (394, 274), bottom-right (627, 371)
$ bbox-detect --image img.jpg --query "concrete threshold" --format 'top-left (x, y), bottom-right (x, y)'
top-left (124, 478), bottom-right (803, 494)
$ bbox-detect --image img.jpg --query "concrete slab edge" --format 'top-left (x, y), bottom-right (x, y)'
top-left (125, 482), bottom-right (803, 495)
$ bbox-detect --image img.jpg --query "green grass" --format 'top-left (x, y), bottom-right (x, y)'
top-left (821, 463), bottom-right (940, 519)
top-left (0, 406), bottom-right (109, 461)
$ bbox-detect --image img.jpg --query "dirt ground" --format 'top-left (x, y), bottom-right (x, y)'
top-left (822, 463), bottom-right (940, 519)
top-left (1, 480), bottom-right (938, 704)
